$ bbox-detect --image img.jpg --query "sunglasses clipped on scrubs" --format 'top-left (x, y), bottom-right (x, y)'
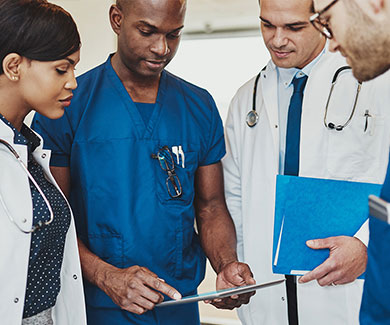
top-left (309, 0), bottom-right (340, 39)
top-left (0, 139), bottom-right (54, 233)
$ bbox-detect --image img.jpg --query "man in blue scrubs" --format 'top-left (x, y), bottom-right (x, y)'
top-left (32, 0), bottom-right (255, 324)
top-left (311, 0), bottom-right (390, 323)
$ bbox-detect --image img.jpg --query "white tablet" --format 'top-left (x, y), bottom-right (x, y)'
top-left (369, 195), bottom-right (390, 223)
top-left (157, 279), bottom-right (285, 307)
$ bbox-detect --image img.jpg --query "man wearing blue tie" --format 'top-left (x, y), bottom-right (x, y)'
top-left (222, 0), bottom-right (390, 324)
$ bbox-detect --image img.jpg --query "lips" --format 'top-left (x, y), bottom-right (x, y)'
top-left (272, 49), bottom-right (293, 58)
top-left (144, 59), bottom-right (166, 70)
top-left (59, 95), bottom-right (73, 107)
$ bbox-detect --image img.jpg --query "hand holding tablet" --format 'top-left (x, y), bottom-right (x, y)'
top-left (157, 279), bottom-right (285, 307)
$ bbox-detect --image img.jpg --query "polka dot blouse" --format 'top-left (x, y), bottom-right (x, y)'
top-left (0, 115), bottom-right (71, 318)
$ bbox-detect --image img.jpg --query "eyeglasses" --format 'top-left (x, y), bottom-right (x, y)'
top-left (310, 0), bottom-right (340, 39)
top-left (0, 139), bottom-right (54, 233)
top-left (152, 146), bottom-right (182, 198)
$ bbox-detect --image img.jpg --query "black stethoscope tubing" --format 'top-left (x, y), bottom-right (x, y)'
top-left (246, 72), bottom-right (262, 127)
top-left (246, 65), bottom-right (361, 130)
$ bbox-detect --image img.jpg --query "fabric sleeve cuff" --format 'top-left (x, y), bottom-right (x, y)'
top-left (49, 153), bottom-right (70, 167)
top-left (354, 219), bottom-right (369, 247)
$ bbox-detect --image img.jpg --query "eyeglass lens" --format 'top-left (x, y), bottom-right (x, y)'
top-left (152, 146), bottom-right (183, 198)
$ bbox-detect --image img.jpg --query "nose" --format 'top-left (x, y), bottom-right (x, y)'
top-left (328, 38), bottom-right (339, 53)
top-left (150, 35), bottom-right (170, 57)
top-left (65, 70), bottom-right (77, 90)
top-left (272, 28), bottom-right (288, 48)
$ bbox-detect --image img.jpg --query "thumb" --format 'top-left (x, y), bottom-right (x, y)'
top-left (238, 264), bottom-right (256, 285)
top-left (306, 238), bottom-right (331, 250)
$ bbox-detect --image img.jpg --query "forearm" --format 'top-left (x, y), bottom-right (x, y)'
top-left (197, 204), bottom-right (238, 274)
top-left (77, 238), bottom-right (115, 289)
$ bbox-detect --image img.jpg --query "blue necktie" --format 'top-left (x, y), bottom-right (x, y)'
top-left (284, 75), bottom-right (308, 176)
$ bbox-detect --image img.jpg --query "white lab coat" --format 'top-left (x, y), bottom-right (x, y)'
top-left (223, 49), bottom-right (390, 325)
top-left (0, 120), bottom-right (86, 325)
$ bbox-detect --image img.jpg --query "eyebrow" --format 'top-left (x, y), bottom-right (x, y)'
top-left (66, 58), bottom-right (76, 65)
top-left (260, 16), bottom-right (309, 28)
top-left (138, 20), bottom-right (184, 33)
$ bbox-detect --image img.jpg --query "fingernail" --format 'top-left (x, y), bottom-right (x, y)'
top-left (174, 293), bottom-right (181, 300)
top-left (158, 278), bottom-right (165, 282)
top-left (214, 298), bottom-right (222, 302)
top-left (307, 240), bottom-right (314, 246)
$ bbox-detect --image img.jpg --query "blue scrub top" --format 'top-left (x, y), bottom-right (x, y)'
top-left (32, 56), bottom-right (226, 325)
top-left (360, 153), bottom-right (390, 324)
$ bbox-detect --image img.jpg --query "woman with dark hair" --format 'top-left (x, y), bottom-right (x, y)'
top-left (0, 0), bottom-right (86, 324)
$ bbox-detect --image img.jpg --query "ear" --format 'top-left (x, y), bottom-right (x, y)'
top-left (109, 4), bottom-right (124, 36)
top-left (368, 0), bottom-right (385, 14)
top-left (2, 53), bottom-right (22, 81)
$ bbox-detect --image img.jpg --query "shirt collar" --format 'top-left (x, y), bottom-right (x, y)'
top-left (277, 45), bottom-right (326, 89)
top-left (0, 113), bottom-right (41, 151)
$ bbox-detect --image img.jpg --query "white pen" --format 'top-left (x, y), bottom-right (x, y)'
top-left (178, 145), bottom-right (185, 168)
top-left (172, 146), bottom-right (179, 164)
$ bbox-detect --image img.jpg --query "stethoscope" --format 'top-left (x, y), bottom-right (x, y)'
top-left (323, 66), bottom-right (362, 131)
top-left (246, 72), bottom-right (262, 127)
top-left (246, 66), bottom-right (362, 130)
top-left (0, 139), bottom-right (54, 233)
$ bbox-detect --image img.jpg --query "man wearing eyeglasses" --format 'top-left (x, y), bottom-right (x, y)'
top-left (310, 0), bottom-right (390, 324)
top-left (31, 0), bottom-right (255, 324)
top-left (223, 0), bottom-right (390, 324)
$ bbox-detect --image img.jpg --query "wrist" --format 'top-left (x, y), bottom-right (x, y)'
top-left (92, 257), bottom-right (115, 289)
top-left (216, 258), bottom-right (238, 274)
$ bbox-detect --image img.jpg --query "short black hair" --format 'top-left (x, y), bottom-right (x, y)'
top-left (0, 0), bottom-right (81, 74)
top-left (258, 1), bottom-right (315, 13)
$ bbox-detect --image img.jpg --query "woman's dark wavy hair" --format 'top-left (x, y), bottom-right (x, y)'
top-left (0, 0), bottom-right (81, 74)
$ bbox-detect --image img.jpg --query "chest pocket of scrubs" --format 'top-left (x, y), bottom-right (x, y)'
top-left (326, 113), bottom-right (386, 182)
top-left (153, 147), bottom-right (198, 206)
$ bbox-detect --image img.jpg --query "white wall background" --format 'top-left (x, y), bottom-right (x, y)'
top-left (51, 0), bottom-right (270, 123)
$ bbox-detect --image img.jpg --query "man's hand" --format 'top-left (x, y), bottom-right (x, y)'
top-left (207, 261), bottom-right (256, 309)
top-left (97, 264), bottom-right (181, 315)
top-left (298, 236), bottom-right (367, 286)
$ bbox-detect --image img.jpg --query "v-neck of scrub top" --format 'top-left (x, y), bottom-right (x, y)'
top-left (106, 57), bottom-right (167, 139)
top-left (134, 102), bottom-right (156, 127)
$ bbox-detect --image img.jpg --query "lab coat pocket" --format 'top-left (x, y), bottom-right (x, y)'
top-left (88, 233), bottom-right (124, 267)
top-left (153, 148), bottom-right (198, 206)
top-left (326, 114), bottom-right (386, 181)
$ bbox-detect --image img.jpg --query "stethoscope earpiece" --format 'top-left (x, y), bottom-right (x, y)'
top-left (327, 123), bottom-right (344, 131)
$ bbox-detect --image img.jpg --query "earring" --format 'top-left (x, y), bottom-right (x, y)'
top-left (11, 75), bottom-right (19, 81)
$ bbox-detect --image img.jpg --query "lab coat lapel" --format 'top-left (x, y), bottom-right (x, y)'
top-left (261, 63), bottom-right (280, 156)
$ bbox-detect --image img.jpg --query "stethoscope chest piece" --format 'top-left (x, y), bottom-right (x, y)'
top-left (246, 110), bottom-right (259, 127)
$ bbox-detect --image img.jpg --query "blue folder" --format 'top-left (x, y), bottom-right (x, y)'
top-left (272, 175), bottom-right (381, 277)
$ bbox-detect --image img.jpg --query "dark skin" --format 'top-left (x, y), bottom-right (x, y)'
top-left (51, 0), bottom-right (255, 315)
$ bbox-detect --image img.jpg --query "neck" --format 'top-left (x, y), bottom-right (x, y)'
top-left (296, 38), bottom-right (326, 69)
top-left (0, 81), bottom-right (29, 131)
top-left (111, 53), bottom-right (160, 103)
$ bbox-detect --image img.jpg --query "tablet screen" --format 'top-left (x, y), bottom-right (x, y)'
top-left (157, 279), bottom-right (285, 307)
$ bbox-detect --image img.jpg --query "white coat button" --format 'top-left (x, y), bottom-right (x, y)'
top-left (22, 218), bottom-right (27, 223)
top-left (281, 297), bottom-right (285, 301)
top-left (14, 298), bottom-right (19, 303)
top-left (73, 274), bottom-right (78, 280)
top-left (41, 153), bottom-right (47, 159)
